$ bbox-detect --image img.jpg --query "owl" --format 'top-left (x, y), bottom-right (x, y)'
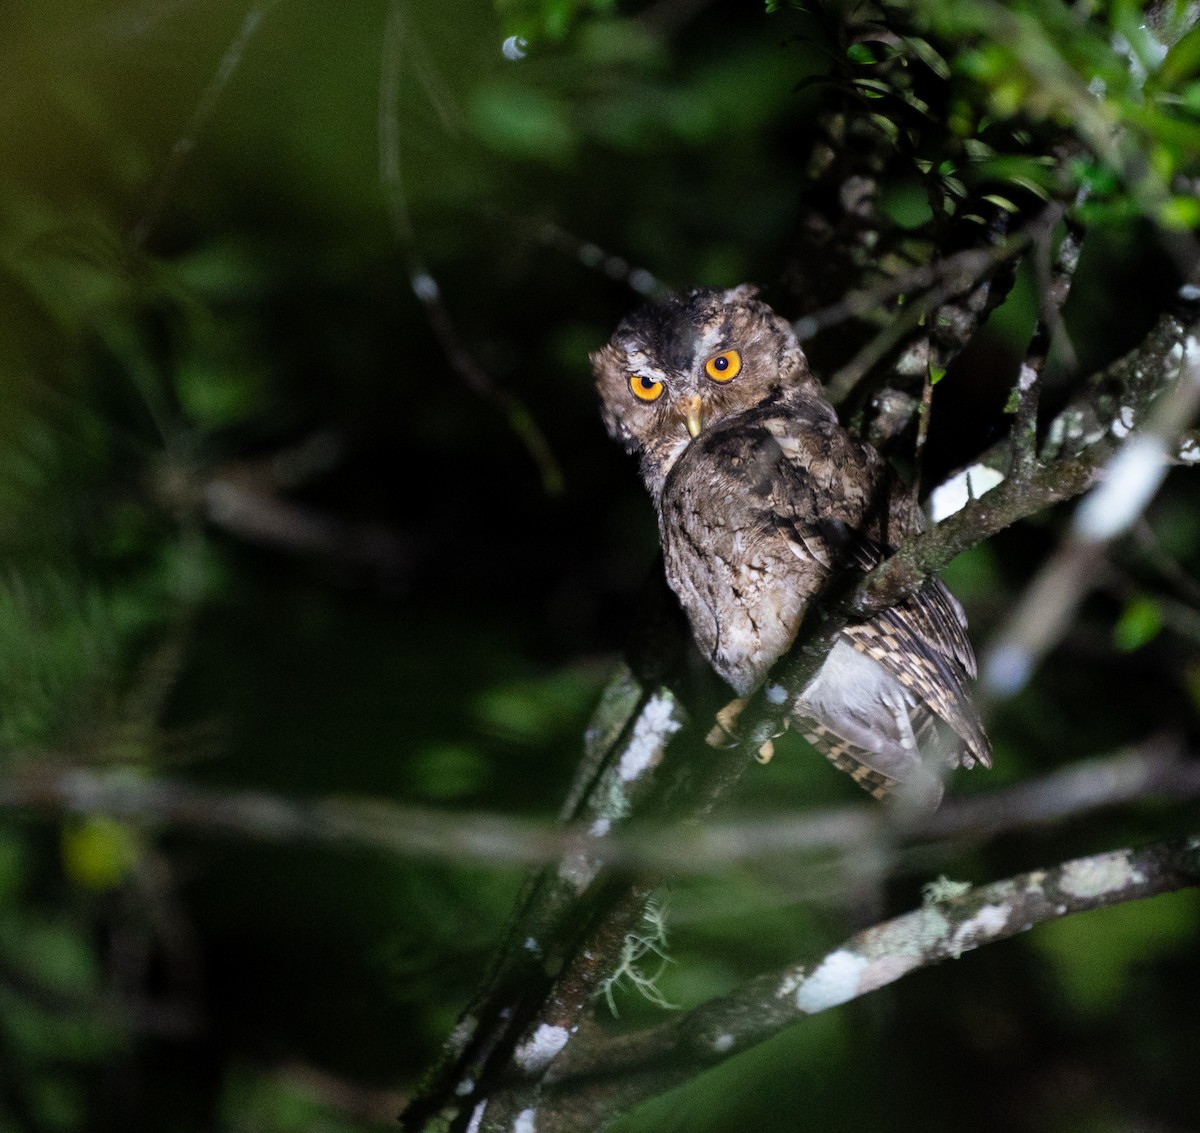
top-left (592, 284), bottom-right (991, 805)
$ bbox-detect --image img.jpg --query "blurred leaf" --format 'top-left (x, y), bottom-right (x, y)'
top-left (1156, 22), bottom-right (1200, 87)
top-left (219, 1064), bottom-right (381, 1132)
top-left (0, 828), bottom-right (27, 907)
top-left (496, 0), bottom-right (616, 43)
top-left (12, 919), bottom-right (101, 1001)
top-left (60, 817), bottom-right (139, 891)
top-left (470, 83), bottom-right (578, 164)
top-left (905, 34), bottom-right (951, 80)
top-left (473, 668), bottom-right (593, 744)
top-left (577, 17), bottom-right (664, 68)
top-left (175, 359), bottom-right (274, 430)
top-left (881, 180), bottom-right (934, 229)
top-left (408, 743), bottom-right (489, 800)
top-left (1159, 194), bottom-right (1200, 230)
top-left (1113, 595), bottom-right (1164, 652)
top-left (26, 1075), bottom-right (84, 1133)
top-left (937, 543), bottom-right (1002, 605)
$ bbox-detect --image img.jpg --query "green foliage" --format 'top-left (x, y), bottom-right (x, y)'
top-left (59, 818), bottom-right (140, 891)
top-left (471, 85), bottom-right (580, 165)
top-left (219, 1064), bottom-right (396, 1132)
top-left (1113, 594), bottom-right (1164, 652)
top-left (612, 1010), bottom-right (862, 1133)
top-left (909, 0), bottom-right (1200, 225)
top-left (0, 823), bottom-right (125, 1130)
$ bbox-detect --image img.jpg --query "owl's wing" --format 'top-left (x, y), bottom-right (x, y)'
top-left (835, 535), bottom-right (979, 683)
top-left (804, 521), bottom-right (992, 769)
top-left (825, 525), bottom-right (992, 769)
top-left (775, 479), bottom-right (978, 679)
top-left (753, 410), bottom-right (991, 771)
top-left (798, 715), bottom-right (944, 805)
top-left (845, 599), bottom-right (992, 770)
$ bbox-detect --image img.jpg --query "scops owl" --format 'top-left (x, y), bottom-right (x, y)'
top-left (592, 284), bottom-right (991, 805)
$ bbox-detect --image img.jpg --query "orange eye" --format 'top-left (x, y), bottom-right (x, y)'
top-left (629, 374), bottom-right (664, 402)
top-left (704, 349), bottom-right (742, 382)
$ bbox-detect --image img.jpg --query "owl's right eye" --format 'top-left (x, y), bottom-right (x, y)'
top-left (629, 374), bottom-right (665, 402)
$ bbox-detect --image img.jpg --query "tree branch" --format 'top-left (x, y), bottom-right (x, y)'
top-left (821, 207), bottom-right (1050, 407)
top-left (501, 835), bottom-right (1200, 1133)
top-left (0, 738), bottom-right (1196, 877)
top-left (982, 331), bottom-right (1200, 698)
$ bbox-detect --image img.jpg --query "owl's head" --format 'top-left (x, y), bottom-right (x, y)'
top-left (591, 284), bottom-right (816, 494)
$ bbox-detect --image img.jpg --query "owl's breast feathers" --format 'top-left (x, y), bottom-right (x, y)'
top-left (658, 388), bottom-right (991, 782)
top-left (659, 390), bottom-right (886, 692)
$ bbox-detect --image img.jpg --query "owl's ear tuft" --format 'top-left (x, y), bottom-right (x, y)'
top-left (724, 283), bottom-right (761, 304)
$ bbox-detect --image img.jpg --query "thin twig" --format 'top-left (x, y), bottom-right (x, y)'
top-left (378, 0), bottom-right (564, 495)
top-left (820, 205), bottom-right (1061, 406)
top-left (131, 0), bottom-right (284, 247)
top-left (792, 223), bottom-right (1037, 345)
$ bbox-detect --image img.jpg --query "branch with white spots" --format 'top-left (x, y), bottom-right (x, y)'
top-left (405, 315), bottom-right (1200, 1133)
top-left (400, 670), bottom-right (691, 1133)
top-left (514, 836), bottom-right (1200, 1133)
top-left (981, 329), bottom-right (1200, 699)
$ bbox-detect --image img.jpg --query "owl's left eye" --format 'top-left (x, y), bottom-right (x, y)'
top-left (704, 350), bottom-right (742, 382)
top-left (630, 374), bottom-right (665, 402)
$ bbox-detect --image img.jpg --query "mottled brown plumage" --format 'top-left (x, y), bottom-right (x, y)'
top-left (592, 284), bottom-right (991, 805)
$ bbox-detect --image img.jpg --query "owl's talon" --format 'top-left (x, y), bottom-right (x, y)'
top-left (705, 697), bottom-right (748, 749)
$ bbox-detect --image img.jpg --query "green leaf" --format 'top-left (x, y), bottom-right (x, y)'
top-left (1157, 23), bottom-right (1200, 87)
top-left (905, 35), bottom-right (951, 80)
top-left (470, 83), bottom-right (578, 165)
top-left (1113, 595), bottom-right (1163, 652)
top-left (881, 181), bottom-right (934, 230)
top-left (982, 193), bottom-right (1020, 212)
top-left (60, 818), bottom-right (139, 891)
top-left (1160, 195), bottom-right (1200, 230)
top-left (175, 362), bottom-right (272, 431)
top-left (408, 744), bottom-right (489, 801)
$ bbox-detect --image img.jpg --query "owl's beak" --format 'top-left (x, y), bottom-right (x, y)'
top-left (682, 395), bottom-right (704, 438)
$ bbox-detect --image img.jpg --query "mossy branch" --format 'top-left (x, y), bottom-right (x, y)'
top-left (506, 835), bottom-right (1200, 1133)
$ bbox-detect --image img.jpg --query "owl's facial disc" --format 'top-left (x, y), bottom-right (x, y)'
top-left (617, 328), bottom-right (750, 448)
